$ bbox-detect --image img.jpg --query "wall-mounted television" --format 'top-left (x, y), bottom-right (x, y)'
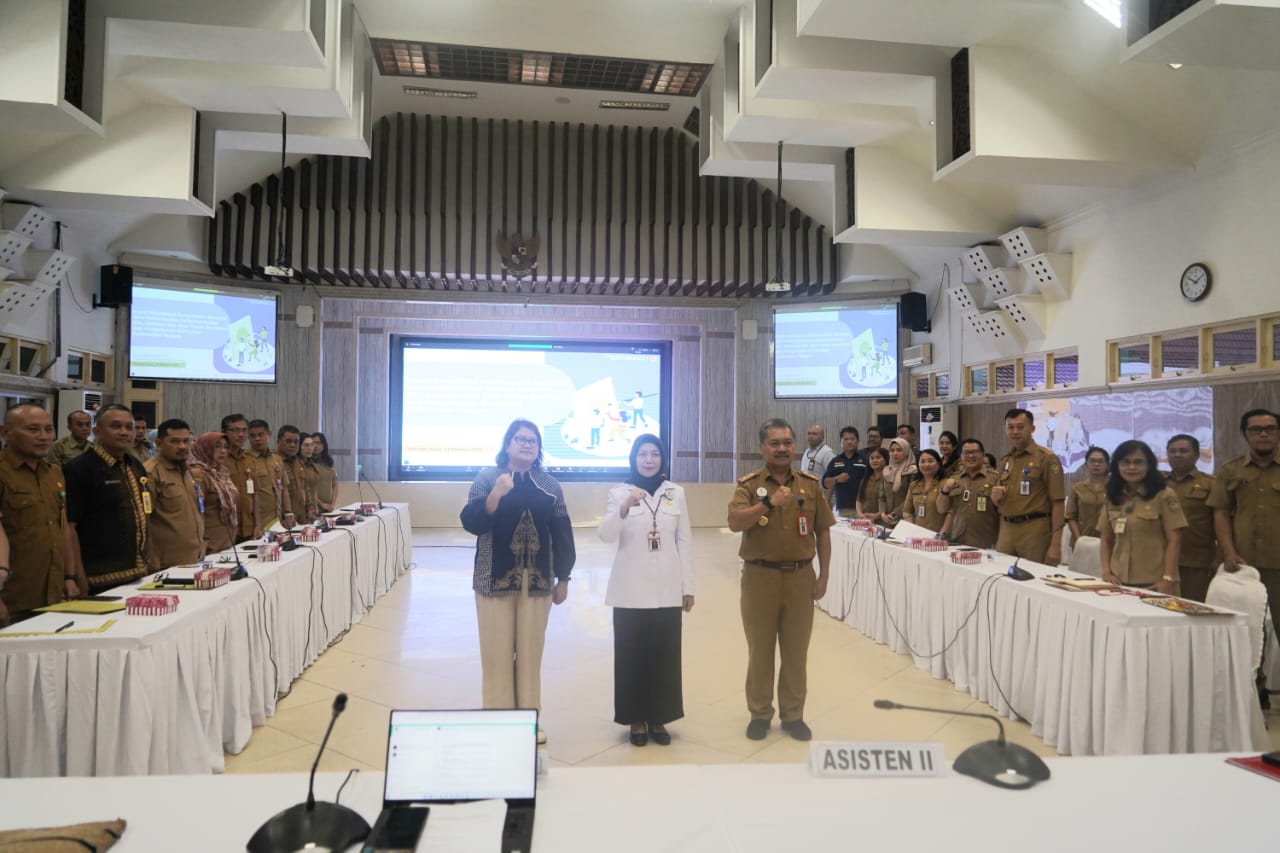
top-left (773, 304), bottom-right (899, 398)
top-left (128, 282), bottom-right (278, 384)
top-left (388, 336), bottom-right (672, 482)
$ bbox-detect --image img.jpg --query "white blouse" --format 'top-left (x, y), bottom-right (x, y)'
top-left (597, 482), bottom-right (696, 608)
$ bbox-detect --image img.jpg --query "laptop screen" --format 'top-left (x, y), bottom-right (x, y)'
top-left (384, 709), bottom-right (538, 804)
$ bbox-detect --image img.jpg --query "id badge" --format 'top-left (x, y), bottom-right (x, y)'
top-left (195, 484), bottom-right (205, 514)
top-left (977, 497), bottom-right (987, 512)
top-left (648, 530), bottom-right (661, 551)
top-left (797, 515), bottom-right (809, 536)
top-left (1113, 517), bottom-right (1127, 535)
top-left (1019, 480), bottom-right (1031, 496)
top-left (962, 489), bottom-right (971, 502)
top-left (916, 503), bottom-right (926, 518)
top-left (245, 477), bottom-right (255, 496)
top-left (141, 490), bottom-right (153, 515)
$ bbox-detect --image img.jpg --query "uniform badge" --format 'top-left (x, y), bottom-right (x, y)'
top-left (757, 515), bottom-right (769, 526)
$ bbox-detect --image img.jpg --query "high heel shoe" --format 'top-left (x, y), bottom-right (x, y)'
top-left (648, 723), bottom-right (671, 746)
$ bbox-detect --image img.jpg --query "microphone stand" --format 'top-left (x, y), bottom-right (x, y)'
top-left (873, 699), bottom-right (1050, 789)
top-left (220, 503), bottom-right (248, 581)
top-left (358, 466), bottom-right (385, 510)
top-left (247, 693), bottom-right (371, 852)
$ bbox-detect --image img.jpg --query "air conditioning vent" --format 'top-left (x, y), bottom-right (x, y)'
top-left (903, 343), bottom-right (932, 367)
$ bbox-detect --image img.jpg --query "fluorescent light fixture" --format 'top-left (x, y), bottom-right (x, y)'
top-left (403, 85), bottom-right (478, 99)
top-left (599, 100), bottom-right (670, 111)
top-left (1082, 0), bottom-right (1122, 28)
top-left (1168, 63), bottom-right (1183, 70)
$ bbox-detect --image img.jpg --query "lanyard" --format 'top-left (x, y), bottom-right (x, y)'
top-left (639, 493), bottom-right (663, 532)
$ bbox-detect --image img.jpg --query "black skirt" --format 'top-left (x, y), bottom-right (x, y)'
top-left (613, 607), bottom-right (684, 725)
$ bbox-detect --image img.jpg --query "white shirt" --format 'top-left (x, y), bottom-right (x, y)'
top-left (597, 482), bottom-right (695, 608)
top-left (800, 444), bottom-right (835, 480)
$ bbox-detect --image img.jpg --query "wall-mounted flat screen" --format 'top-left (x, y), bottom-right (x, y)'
top-left (773, 305), bottom-right (899, 398)
top-left (128, 282), bottom-right (278, 383)
top-left (389, 336), bottom-right (672, 482)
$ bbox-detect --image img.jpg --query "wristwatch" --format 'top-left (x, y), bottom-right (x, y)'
top-left (1161, 574), bottom-right (1176, 583)
top-left (761, 495), bottom-right (774, 510)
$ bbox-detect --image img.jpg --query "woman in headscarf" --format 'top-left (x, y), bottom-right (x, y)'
top-left (883, 436), bottom-right (918, 522)
top-left (189, 431), bottom-right (240, 551)
top-left (597, 434), bottom-right (694, 747)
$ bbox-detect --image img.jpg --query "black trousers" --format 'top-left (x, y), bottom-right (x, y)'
top-left (613, 607), bottom-right (684, 725)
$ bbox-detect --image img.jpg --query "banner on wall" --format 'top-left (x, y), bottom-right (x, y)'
top-left (1020, 387), bottom-right (1213, 474)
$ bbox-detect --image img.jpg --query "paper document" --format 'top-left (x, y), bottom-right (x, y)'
top-left (416, 800), bottom-right (508, 853)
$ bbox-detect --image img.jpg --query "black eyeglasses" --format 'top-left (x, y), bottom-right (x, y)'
top-left (1246, 425), bottom-right (1279, 436)
top-left (512, 436), bottom-right (539, 447)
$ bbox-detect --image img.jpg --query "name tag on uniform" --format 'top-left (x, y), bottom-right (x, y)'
top-left (961, 489), bottom-right (971, 502)
top-left (1113, 517), bottom-right (1127, 535)
top-left (1019, 480), bottom-right (1031, 496)
top-left (245, 477), bottom-right (255, 495)
top-left (797, 515), bottom-right (809, 536)
top-left (648, 530), bottom-right (661, 551)
top-left (142, 491), bottom-right (153, 514)
top-left (810, 742), bottom-right (946, 778)
top-left (917, 503), bottom-right (926, 518)
top-left (977, 497), bottom-right (987, 512)
top-left (195, 484), bottom-right (205, 514)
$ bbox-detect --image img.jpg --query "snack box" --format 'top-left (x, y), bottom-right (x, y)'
top-left (126, 593), bottom-right (179, 616)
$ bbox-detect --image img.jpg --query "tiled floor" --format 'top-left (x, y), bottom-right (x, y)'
top-left (226, 528), bottom-right (1279, 773)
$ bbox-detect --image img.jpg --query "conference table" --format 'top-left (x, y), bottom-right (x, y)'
top-left (818, 526), bottom-right (1269, 756)
top-left (1, 755), bottom-right (1274, 851)
top-left (0, 504), bottom-right (412, 778)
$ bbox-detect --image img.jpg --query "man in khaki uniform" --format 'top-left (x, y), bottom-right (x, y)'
top-left (221, 414), bottom-right (260, 541)
top-left (1209, 409), bottom-right (1280, 631)
top-left (248, 419), bottom-right (293, 529)
top-left (728, 418), bottom-right (835, 743)
top-left (992, 409), bottom-right (1066, 564)
top-left (937, 438), bottom-right (1000, 549)
top-left (48, 409), bottom-right (92, 467)
top-left (143, 418), bottom-right (205, 570)
top-left (128, 416), bottom-right (156, 464)
top-left (0, 404), bottom-right (82, 626)
top-left (1165, 433), bottom-right (1217, 602)
top-left (277, 425), bottom-right (309, 522)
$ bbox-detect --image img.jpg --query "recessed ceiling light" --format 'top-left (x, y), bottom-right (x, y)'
top-left (599, 100), bottom-right (670, 111)
top-left (1168, 63), bottom-right (1183, 70)
top-left (402, 85), bottom-right (478, 99)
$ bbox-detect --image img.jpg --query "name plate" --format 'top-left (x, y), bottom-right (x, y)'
top-left (809, 741), bottom-right (946, 778)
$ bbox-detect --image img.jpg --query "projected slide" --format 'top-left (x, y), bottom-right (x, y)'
top-left (129, 283), bottom-right (278, 383)
top-left (390, 337), bottom-right (671, 481)
top-left (774, 306), bottom-right (899, 398)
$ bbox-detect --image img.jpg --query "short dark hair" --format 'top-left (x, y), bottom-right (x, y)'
top-left (156, 418), bottom-right (191, 439)
top-left (221, 413), bottom-right (248, 431)
top-left (961, 438), bottom-right (985, 453)
top-left (1005, 408), bottom-right (1034, 425)
top-left (66, 409), bottom-right (89, 425)
top-left (839, 426), bottom-right (860, 440)
top-left (1240, 409), bottom-right (1280, 433)
top-left (1106, 440), bottom-right (1165, 504)
top-left (1167, 434), bottom-right (1199, 453)
top-left (866, 425), bottom-right (882, 435)
top-left (1085, 445), bottom-right (1111, 463)
top-left (985, 453), bottom-right (999, 469)
top-left (867, 447), bottom-right (890, 465)
top-left (248, 419), bottom-right (270, 432)
top-left (758, 418), bottom-right (795, 444)
top-left (896, 423), bottom-right (916, 435)
top-left (277, 424), bottom-right (300, 441)
top-left (495, 419), bottom-right (544, 469)
top-left (97, 403), bottom-right (134, 421)
top-left (914, 449), bottom-right (943, 482)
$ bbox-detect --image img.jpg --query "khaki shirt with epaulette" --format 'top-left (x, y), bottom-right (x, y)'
top-left (225, 449), bottom-right (260, 538)
top-left (1207, 456), bottom-right (1280, 569)
top-left (144, 456), bottom-right (205, 570)
top-left (730, 468), bottom-right (836, 563)
top-left (943, 468), bottom-right (999, 548)
top-left (1166, 470), bottom-right (1217, 570)
top-left (283, 455), bottom-right (310, 521)
top-left (1066, 481), bottom-right (1107, 541)
top-left (47, 435), bottom-right (91, 469)
top-left (1098, 487), bottom-right (1187, 586)
top-left (902, 480), bottom-right (946, 532)
top-left (250, 450), bottom-right (290, 526)
top-left (995, 442), bottom-right (1066, 517)
top-left (0, 448), bottom-right (67, 613)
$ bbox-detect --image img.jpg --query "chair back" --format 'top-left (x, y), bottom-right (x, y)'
top-left (1070, 536), bottom-right (1102, 579)
top-left (1206, 564), bottom-right (1268, 674)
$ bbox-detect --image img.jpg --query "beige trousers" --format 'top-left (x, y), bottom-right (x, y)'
top-left (475, 570), bottom-right (553, 710)
top-left (741, 563), bottom-right (815, 722)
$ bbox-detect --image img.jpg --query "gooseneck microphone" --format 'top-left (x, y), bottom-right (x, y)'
top-left (247, 692), bottom-right (371, 853)
top-left (220, 507), bottom-right (248, 581)
top-left (873, 698), bottom-right (1050, 789)
top-left (358, 466), bottom-right (385, 509)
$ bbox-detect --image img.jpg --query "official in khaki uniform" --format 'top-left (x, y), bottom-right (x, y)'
top-left (1209, 409), bottom-right (1280, 631)
top-left (1065, 447), bottom-right (1110, 545)
top-left (277, 425), bottom-right (310, 523)
top-left (221, 414), bottom-right (260, 541)
top-left (143, 418), bottom-right (205, 570)
top-left (901, 449), bottom-right (947, 533)
top-left (0, 404), bottom-right (82, 626)
top-left (1165, 434), bottom-right (1217, 602)
top-left (992, 409), bottom-right (1066, 564)
top-left (728, 418), bottom-right (835, 743)
top-left (1099, 440), bottom-right (1186, 591)
top-left (248, 419), bottom-right (293, 529)
top-left (47, 410), bottom-right (93, 468)
top-left (937, 439), bottom-right (999, 549)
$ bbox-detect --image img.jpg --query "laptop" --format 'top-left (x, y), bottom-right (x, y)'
top-left (365, 708), bottom-right (539, 853)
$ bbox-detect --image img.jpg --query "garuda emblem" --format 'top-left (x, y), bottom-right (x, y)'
top-left (497, 232), bottom-right (539, 278)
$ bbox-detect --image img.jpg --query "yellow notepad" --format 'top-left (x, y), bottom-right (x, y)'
top-left (0, 619), bottom-right (118, 638)
top-left (35, 600), bottom-right (128, 615)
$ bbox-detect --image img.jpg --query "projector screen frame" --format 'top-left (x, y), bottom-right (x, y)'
top-left (771, 302), bottom-right (901, 400)
top-left (127, 278), bottom-right (281, 385)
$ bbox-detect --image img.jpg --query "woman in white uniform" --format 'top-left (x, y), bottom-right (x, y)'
top-left (598, 434), bottom-right (695, 746)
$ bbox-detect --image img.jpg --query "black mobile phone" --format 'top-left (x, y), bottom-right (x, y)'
top-left (87, 595), bottom-right (123, 602)
top-left (364, 807), bottom-right (429, 852)
top-left (1260, 751), bottom-right (1280, 768)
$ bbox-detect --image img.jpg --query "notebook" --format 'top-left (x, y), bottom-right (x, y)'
top-left (365, 708), bottom-right (539, 853)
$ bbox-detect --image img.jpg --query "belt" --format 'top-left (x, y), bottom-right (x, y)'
top-left (1001, 512), bottom-right (1048, 524)
top-left (745, 559), bottom-right (812, 572)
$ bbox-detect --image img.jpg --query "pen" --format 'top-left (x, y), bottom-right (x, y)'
top-left (55, 621), bottom-right (74, 633)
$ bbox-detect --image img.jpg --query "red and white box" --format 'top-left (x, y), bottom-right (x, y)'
top-left (257, 543), bottom-right (282, 562)
top-left (193, 566), bottom-right (231, 589)
top-left (905, 537), bottom-right (948, 552)
top-left (360, 503), bottom-right (379, 515)
top-left (848, 519), bottom-right (876, 535)
top-left (126, 593), bottom-right (180, 616)
top-left (299, 526), bottom-right (320, 543)
top-left (950, 550), bottom-right (983, 565)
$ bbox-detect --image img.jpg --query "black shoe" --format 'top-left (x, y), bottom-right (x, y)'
top-left (781, 719), bottom-right (812, 741)
top-left (629, 725), bottom-right (648, 747)
top-left (745, 719), bottom-right (770, 740)
top-left (648, 724), bottom-right (671, 746)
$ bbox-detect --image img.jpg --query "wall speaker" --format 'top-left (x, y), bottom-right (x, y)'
top-left (900, 292), bottom-right (930, 332)
top-left (97, 264), bottom-right (133, 307)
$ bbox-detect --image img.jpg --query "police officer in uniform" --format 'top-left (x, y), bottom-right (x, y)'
top-left (1165, 434), bottom-right (1217, 602)
top-left (221, 413), bottom-right (261, 541)
top-left (728, 418), bottom-right (835, 742)
top-left (822, 426), bottom-right (868, 517)
top-left (936, 438), bottom-right (999, 548)
top-left (143, 418), bottom-right (205, 570)
top-left (991, 409), bottom-right (1065, 564)
top-left (248, 419), bottom-right (294, 529)
top-left (1209, 409), bottom-right (1280, 632)
top-left (0, 404), bottom-right (82, 626)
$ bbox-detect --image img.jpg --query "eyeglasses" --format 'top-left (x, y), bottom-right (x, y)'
top-left (511, 436), bottom-right (539, 447)
top-left (1246, 425), bottom-right (1279, 435)
top-left (960, 449), bottom-right (982, 456)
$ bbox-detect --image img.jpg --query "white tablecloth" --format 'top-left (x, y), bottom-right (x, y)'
top-left (1, 755), bottom-right (1276, 851)
top-left (0, 505), bottom-right (412, 777)
top-left (817, 527), bottom-right (1268, 756)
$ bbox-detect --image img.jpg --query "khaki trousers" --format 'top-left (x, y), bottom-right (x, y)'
top-left (1178, 564), bottom-right (1213, 603)
top-left (996, 517), bottom-right (1051, 564)
top-left (741, 563), bottom-right (815, 722)
top-left (475, 570), bottom-right (553, 710)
